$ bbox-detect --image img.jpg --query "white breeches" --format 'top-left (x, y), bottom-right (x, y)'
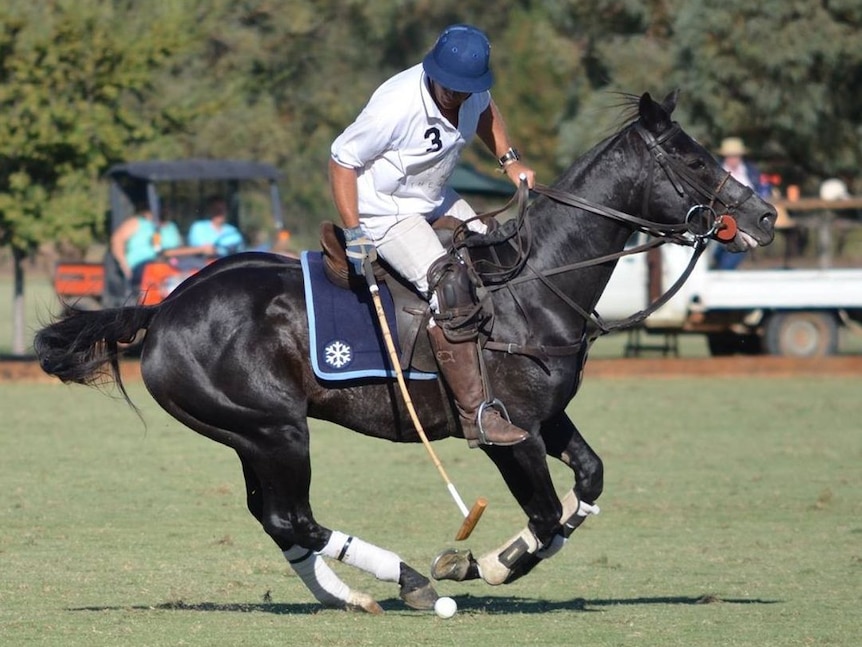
top-left (360, 190), bottom-right (486, 297)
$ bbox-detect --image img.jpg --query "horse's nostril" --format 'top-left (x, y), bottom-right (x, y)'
top-left (760, 214), bottom-right (773, 229)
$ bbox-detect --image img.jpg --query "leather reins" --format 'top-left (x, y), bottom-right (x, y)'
top-left (451, 121), bottom-right (753, 360)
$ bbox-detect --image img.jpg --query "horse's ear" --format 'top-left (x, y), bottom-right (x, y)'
top-left (660, 89), bottom-right (679, 115)
top-left (638, 92), bottom-right (672, 131)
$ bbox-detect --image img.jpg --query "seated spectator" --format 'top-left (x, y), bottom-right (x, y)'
top-left (713, 137), bottom-right (767, 270)
top-left (110, 205), bottom-right (159, 290)
top-left (188, 196), bottom-right (245, 256)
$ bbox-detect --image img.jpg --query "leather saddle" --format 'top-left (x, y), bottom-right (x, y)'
top-left (317, 219), bottom-right (464, 374)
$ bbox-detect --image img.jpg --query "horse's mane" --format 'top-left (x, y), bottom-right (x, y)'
top-left (601, 92), bottom-right (643, 135)
top-left (461, 92), bottom-right (648, 282)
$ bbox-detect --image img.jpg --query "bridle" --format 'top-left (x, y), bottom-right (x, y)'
top-left (452, 120), bottom-right (756, 359)
top-left (528, 121), bottom-right (754, 246)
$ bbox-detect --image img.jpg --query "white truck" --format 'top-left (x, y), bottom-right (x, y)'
top-left (595, 235), bottom-right (862, 357)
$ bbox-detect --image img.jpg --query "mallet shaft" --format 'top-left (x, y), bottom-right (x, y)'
top-left (364, 262), bottom-right (484, 540)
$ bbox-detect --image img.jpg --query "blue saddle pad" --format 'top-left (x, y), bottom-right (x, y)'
top-left (301, 251), bottom-right (436, 382)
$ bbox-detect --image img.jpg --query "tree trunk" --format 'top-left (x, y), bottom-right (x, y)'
top-left (12, 247), bottom-right (26, 356)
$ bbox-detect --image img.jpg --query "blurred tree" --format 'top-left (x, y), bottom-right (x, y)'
top-left (2, 0), bottom-right (861, 355)
top-left (0, 0), bottom-right (197, 353)
top-left (549, 0), bottom-right (677, 167)
top-left (671, 0), bottom-right (862, 189)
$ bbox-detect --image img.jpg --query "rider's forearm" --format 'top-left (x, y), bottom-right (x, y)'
top-left (329, 158), bottom-right (361, 229)
top-left (477, 101), bottom-right (534, 188)
top-left (477, 100), bottom-right (515, 159)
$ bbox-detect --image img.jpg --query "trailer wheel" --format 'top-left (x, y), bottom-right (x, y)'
top-left (763, 312), bottom-right (838, 357)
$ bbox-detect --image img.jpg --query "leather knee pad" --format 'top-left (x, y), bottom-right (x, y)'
top-left (427, 255), bottom-right (480, 342)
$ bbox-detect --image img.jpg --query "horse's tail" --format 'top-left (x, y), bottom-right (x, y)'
top-left (34, 304), bottom-right (158, 405)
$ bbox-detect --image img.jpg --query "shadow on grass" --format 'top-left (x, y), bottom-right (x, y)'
top-left (68, 593), bottom-right (780, 616)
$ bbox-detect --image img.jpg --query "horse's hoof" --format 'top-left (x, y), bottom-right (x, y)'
top-left (400, 582), bottom-right (439, 610)
top-left (430, 548), bottom-right (474, 582)
top-left (346, 591), bottom-right (384, 615)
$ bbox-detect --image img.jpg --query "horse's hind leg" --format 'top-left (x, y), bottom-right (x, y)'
top-left (239, 444), bottom-right (438, 613)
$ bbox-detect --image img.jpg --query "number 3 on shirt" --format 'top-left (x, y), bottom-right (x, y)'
top-left (424, 127), bottom-right (442, 153)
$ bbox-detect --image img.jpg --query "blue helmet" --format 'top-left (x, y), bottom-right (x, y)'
top-left (422, 24), bottom-right (493, 94)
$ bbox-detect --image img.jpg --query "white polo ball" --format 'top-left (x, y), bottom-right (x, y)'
top-left (434, 596), bottom-right (457, 619)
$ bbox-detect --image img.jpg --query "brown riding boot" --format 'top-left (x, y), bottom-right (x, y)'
top-left (428, 325), bottom-right (528, 448)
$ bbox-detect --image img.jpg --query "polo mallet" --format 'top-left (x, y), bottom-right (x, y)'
top-left (362, 258), bottom-right (487, 541)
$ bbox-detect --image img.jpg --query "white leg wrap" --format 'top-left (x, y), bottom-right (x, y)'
top-left (536, 533), bottom-right (567, 559)
top-left (560, 490), bottom-right (600, 536)
top-left (477, 527), bottom-right (540, 586)
top-left (478, 493), bottom-right (603, 584)
top-left (283, 546), bottom-right (351, 607)
top-left (321, 531), bottom-right (402, 583)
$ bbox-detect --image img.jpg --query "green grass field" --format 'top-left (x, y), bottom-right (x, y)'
top-left (1, 376), bottom-right (859, 646)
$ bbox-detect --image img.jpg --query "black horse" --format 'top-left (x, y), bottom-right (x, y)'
top-left (34, 92), bottom-right (775, 614)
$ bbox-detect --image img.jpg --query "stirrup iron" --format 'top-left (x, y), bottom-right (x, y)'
top-left (476, 397), bottom-right (511, 440)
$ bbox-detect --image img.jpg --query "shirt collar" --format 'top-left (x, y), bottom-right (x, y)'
top-left (419, 69), bottom-right (446, 122)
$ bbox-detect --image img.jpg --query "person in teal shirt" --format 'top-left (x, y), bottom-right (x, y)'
top-left (110, 207), bottom-right (159, 289)
top-left (188, 196), bottom-right (244, 255)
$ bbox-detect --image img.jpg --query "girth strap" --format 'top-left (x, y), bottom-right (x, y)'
top-left (483, 340), bottom-right (584, 364)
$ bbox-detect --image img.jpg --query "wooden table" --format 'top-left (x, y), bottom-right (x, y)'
top-left (771, 196), bottom-right (862, 212)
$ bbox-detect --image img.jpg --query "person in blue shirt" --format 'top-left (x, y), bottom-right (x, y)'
top-left (188, 196), bottom-right (244, 256)
top-left (156, 219), bottom-right (183, 252)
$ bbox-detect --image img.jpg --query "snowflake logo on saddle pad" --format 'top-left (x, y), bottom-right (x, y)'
top-left (324, 340), bottom-right (353, 369)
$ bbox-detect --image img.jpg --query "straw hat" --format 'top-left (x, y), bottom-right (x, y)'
top-left (718, 137), bottom-right (747, 157)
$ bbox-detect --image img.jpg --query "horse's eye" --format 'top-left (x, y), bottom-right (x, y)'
top-left (687, 157), bottom-right (706, 171)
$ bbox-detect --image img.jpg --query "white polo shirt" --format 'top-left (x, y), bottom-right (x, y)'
top-left (331, 63), bottom-right (491, 232)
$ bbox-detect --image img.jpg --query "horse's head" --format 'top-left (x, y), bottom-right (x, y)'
top-left (635, 90), bottom-right (776, 251)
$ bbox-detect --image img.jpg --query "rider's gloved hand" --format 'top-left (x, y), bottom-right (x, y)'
top-left (343, 226), bottom-right (377, 277)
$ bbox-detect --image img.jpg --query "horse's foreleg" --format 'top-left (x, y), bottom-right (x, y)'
top-left (449, 437), bottom-right (565, 586)
top-left (541, 411), bottom-right (604, 509)
top-left (432, 413), bottom-right (603, 586)
top-left (432, 490), bottom-right (601, 586)
top-left (487, 413), bottom-right (602, 583)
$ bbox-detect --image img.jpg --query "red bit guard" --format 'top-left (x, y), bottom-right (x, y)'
top-left (715, 214), bottom-right (738, 242)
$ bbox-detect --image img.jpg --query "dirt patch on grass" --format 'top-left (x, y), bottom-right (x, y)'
top-left (4, 355), bottom-right (861, 383)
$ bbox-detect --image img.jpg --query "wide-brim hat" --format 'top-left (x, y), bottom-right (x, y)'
top-left (718, 137), bottom-right (747, 156)
top-left (422, 24), bottom-right (493, 93)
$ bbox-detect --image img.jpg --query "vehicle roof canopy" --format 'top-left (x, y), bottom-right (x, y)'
top-left (106, 159), bottom-right (282, 182)
top-left (106, 159), bottom-right (283, 231)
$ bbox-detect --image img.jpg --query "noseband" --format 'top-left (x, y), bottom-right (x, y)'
top-left (635, 121), bottom-right (754, 239)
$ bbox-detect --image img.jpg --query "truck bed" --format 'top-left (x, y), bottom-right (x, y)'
top-left (690, 268), bottom-right (862, 310)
